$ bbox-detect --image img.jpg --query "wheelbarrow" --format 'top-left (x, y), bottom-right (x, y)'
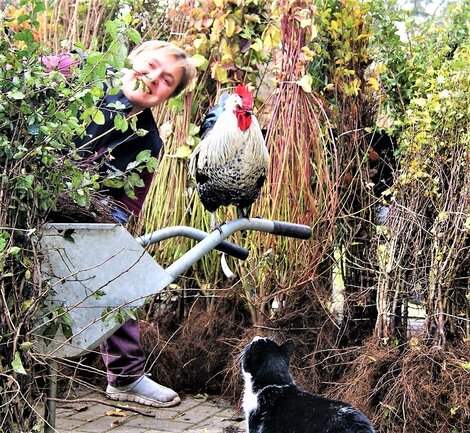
top-left (36, 218), bottom-right (312, 432)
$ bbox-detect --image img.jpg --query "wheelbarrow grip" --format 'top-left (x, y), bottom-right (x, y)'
top-left (214, 239), bottom-right (249, 260)
top-left (136, 227), bottom-right (249, 260)
top-left (271, 220), bottom-right (312, 239)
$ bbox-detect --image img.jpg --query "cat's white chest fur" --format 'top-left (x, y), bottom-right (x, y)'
top-left (242, 371), bottom-right (258, 415)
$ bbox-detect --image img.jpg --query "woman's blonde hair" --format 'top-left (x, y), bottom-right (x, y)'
top-left (128, 40), bottom-right (196, 98)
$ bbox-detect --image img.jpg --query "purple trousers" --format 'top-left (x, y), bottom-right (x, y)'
top-left (100, 207), bottom-right (146, 387)
top-left (100, 319), bottom-right (145, 387)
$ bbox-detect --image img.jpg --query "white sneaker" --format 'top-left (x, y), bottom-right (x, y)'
top-left (106, 376), bottom-right (181, 407)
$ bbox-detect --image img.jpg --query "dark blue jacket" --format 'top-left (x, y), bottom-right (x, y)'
top-left (75, 91), bottom-right (163, 215)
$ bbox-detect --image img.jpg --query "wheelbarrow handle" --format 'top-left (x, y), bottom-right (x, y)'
top-left (164, 218), bottom-right (312, 280)
top-left (136, 226), bottom-right (249, 260)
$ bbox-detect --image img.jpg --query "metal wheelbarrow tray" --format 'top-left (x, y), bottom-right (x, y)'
top-left (36, 218), bottom-right (312, 359)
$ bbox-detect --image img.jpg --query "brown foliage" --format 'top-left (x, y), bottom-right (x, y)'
top-left (140, 286), bottom-right (251, 397)
top-left (330, 338), bottom-right (470, 433)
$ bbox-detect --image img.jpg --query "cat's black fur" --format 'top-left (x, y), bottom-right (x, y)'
top-left (241, 337), bottom-right (375, 433)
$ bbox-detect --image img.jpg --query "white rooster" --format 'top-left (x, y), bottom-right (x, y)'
top-left (189, 84), bottom-right (269, 229)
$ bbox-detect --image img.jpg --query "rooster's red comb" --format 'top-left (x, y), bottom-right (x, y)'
top-left (236, 84), bottom-right (254, 108)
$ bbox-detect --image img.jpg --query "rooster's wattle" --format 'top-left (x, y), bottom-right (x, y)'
top-left (189, 84), bottom-right (269, 228)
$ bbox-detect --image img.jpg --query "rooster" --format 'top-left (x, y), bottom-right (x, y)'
top-left (189, 84), bottom-right (269, 229)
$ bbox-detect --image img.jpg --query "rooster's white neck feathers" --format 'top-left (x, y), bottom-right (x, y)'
top-left (190, 94), bottom-right (266, 172)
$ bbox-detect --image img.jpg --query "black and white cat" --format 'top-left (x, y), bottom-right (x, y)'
top-left (241, 337), bottom-right (375, 433)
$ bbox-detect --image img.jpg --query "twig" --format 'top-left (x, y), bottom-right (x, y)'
top-left (49, 397), bottom-right (156, 417)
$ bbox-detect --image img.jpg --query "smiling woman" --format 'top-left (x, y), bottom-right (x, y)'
top-left (121, 41), bottom-right (194, 114)
top-left (67, 39), bottom-right (197, 408)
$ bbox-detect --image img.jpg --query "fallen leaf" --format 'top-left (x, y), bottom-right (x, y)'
top-left (106, 408), bottom-right (126, 417)
top-left (73, 403), bottom-right (89, 412)
top-left (111, 419), bottom-right (124, 427)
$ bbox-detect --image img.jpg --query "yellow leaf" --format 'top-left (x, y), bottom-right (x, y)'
top-left (193, 38), bottom-right (206, 51)
top-left (251, 38), bottom-right (263, 53)
top-left (414, 98), bottom-right (427, 107)
top-left (375, 63), bottom-right (387, 74)
top-left (301, 46), bottom-right (315, 61)
top-left (438, 211), bottom-right (447, 221)
top-left (264, 26), bottom-right (281, 48)
top-left (213, 0), bottom-right (225, 7)
top-left (368, 77), bottom-right (379, 91)
top-left (355, 33), bottom-right (372, 41)
top-left (331, 20), bottom-right (338, 31)
top-left (308, 23), bottom-right (319, 41)
top-left (244, 14), bottom-right (261, 23)
top-left (212, 63), bottom-right (228, 83)
top-left (175, 145), bottom-right (192, 159)
top-left (159, 121), bottom-right (173, 141)
top-left (188, 123), bottom-right (200, 136)
top-left (297, 74), bottom-right (313, 93)
top-left (225, 17), bottom-right (236, 37)
top-left (185, 135), bottom-right (196, 148)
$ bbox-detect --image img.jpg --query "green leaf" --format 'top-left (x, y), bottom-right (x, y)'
top-left (146, 157), bottom-right (158, 172)
top-left (81, 108), bottom-right (105, 125)
top-left (123, 183), bottom-right (136, 199)
top-left (7, 91), bottom-right (26, 100)
top-left (107, 101), bottom-right (127, 110)
top-left (114, 114), bottom-right (128, 132)
top-left (127, 28), bottom-right (141, 44)
top-left (21, 300), bottom-right (33, 314)
top-left (8, 246), bottom-right (21, 255)
top-left (93, 289), bottom-right (106, 300)
top-left (135, 128), bottom-right (148, 137)
top-left (175, 145), bottom-right (192, 159)
top-left (19, 342), bottom-right (34, 352)
top-left (105, 20), bottom-right (121, 39)
top-left (92, 110), bottom-right (105, 125)
top-left (61, 323), bottom-right (73, 340)
top-left (13, 30), bottom-right (34, 43)
top-left (103, 178), bottom-right (125, 189)
top-left (136, 150), bottom-right (151, 162)
top-left (17, 14), bottom-right (31, 24)
top-left (128, 172), bottom-right (144, 188)
top-left (192, 54), bottom-right (209, 71)
top-left (251, 39), bottom-right (263, 53)
top-left (12, 352), bottom-right (27, 375)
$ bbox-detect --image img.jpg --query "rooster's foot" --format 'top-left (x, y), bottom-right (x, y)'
top-left (211, 221), bottom-right (227, 234)
top-left (210, 213), bottom-right (226, 234)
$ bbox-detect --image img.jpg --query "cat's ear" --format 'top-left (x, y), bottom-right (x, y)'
top-left (280, 340), bottom-right (295, 359)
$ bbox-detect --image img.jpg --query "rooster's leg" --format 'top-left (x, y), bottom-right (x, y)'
top-left (210, 213), bottom-right (217, 231)
top-left (210, 212), bottom-right (225, 234)
top-left (237, 206), bottom-right (251, 220)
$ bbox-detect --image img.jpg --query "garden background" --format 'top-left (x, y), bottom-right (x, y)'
top-left (0, 0), bottom-right (468, 432)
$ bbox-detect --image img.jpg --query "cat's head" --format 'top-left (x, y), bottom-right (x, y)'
top-left (241, 337), bottom-right (295, 390)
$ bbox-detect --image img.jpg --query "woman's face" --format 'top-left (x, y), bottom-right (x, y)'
top-left (121, 49), bottom-right (184, 111)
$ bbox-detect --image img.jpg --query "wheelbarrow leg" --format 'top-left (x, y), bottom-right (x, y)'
top-left (44, 359), bottom-right (58, 433)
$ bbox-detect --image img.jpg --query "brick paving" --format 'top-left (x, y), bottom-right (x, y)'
top-left (51, 390), bottom-right (245, 433)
